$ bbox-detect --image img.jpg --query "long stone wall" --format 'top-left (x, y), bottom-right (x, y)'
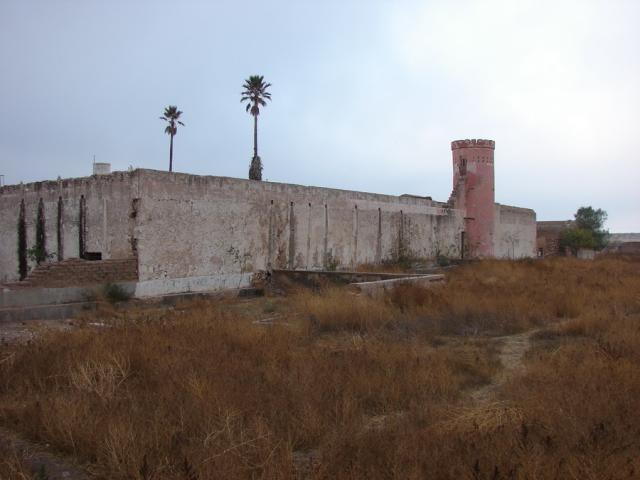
top-left (1, 168), bottom-right (536, 295)
top-left (132, 170), bottom-right (465, 296)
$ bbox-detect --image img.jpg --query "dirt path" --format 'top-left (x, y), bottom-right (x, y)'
top-left (0, 319), bottom-right (76, 345)
top-left (470, 329), bottom-right (537, 404)
top-left (0, 427), bottom-right (90, 479)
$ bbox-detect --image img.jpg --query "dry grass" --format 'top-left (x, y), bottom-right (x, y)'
top-left (0, 256), bottom-right (638, 479)
top-left (0, 443), bottom-right (32, 479)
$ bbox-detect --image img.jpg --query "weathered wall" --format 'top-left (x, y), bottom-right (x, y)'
top-left (602, 233), bottom-right (640, 256)
top-left (1, 160), bottom-right (537, 295)
top-left (0, 173), bottom-right (138, 284)
top-left (536, 220), bottom-right (574, 257)
top-left (494, 204), bottom-right (537, 258)
top-left (132, 170), bottom-right (465, 295)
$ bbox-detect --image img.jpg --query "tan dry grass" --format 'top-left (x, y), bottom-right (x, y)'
top-left (0, 443), bottom-right (32, 479)
top-left (0, 308), bottom-right (480, 479)
top-left (0, 256), bottom-right (638, 479)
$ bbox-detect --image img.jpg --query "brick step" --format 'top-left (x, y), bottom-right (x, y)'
top-left (3, 257), bottom-right (138, 289)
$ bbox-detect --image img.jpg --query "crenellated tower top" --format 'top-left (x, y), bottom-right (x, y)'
top-left (451, 139), bottom-right (495, 150)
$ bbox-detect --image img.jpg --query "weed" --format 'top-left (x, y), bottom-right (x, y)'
top-left (324, 251), bottom-right (339, 271)
top-left (103, 283), bottom-right (131, 304)
top-left (34, 465), bottom-right (49, 480)
top-left (262, 300), bottom-right (277, 314)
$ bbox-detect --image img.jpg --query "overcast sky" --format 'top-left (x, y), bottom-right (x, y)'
top-left (1, 0), bottom-right (638, 231)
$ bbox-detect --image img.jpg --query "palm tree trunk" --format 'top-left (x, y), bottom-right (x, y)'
top-left (169, 133), bottom-right (174, 172)
top-left (253, 113), bottom-right (258, 158)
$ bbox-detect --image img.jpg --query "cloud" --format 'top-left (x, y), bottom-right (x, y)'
top-left (390, 0), bottom-right (640, 160)
top-left (386, 0), bottom-right (639, 230)
top-left (0, 0), bottom-right (637, 231)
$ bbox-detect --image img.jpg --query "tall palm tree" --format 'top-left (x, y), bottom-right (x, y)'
top-left (159, 106), bottom-right (185, 172)
top-left (241, 75), bottom-right (272, 180)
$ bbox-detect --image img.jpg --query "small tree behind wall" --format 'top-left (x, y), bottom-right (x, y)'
top-left (560, 206), bottom-right (608, 255)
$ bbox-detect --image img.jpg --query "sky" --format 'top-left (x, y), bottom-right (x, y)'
top-left (1, 0), bottom-right (638, 231)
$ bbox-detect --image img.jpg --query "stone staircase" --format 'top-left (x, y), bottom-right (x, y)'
top-left (3, 258), bottom-right (138, 289)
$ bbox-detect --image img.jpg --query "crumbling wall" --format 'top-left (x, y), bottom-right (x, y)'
top-left (0, 173), bottom-right (138, 284)
top-left (132, 170), bottom-right (465, 296)
top-left (494, 204), bottom-right (536, 258)
top-left (536, 220), bottom-right (574, 257)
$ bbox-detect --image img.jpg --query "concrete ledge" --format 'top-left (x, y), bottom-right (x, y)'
top-left (0, 287), bottom-right (263, 322)
top-left (348, 274), bottom-right (444, 297)
top-left (271, 269), bottom-right (429, 288)
top-left (1, 283), bottom-right (136, 308)
top-left (134, 273), bottom-right (253, 298)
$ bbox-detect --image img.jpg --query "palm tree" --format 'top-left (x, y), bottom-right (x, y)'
top-left (241, 75), bottom-right (272, 180)
top-left (159, 106), bottom-right (185, 172)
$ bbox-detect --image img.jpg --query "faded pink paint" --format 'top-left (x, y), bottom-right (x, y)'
top-left (451, 139), bottom-right (495, 257)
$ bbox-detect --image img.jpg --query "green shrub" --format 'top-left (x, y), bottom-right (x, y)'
top-left (103, 283), bottom-right (131, 303)
top-left (436, 254), bottom-right (451, 267)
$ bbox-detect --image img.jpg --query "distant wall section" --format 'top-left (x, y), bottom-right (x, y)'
top-left (494, 204), bottom-right (537, 258)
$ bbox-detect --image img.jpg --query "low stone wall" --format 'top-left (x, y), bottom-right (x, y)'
top-left (268, 269), bottom-right (430, 290)
top-left (348, 274), bottom-right (444, 297)
top-left (0, 283), bottom-right (137, 308)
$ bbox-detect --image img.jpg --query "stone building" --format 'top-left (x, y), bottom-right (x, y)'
top-left (0, 139), bottom-right (536, 296)
top-left (536, 220), bottom-right (575, 257)
top-left (602, 233), bottom-right (640, 256)
top-left (537, 222), bottom-right (640, 258)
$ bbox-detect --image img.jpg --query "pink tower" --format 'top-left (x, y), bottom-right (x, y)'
top-left (451, 139), bottom-right (495, 257)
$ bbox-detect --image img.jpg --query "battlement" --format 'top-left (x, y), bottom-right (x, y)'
top-left (451, 139), bottom-right (495, 150)
top-left (0, 170), bottom-right (135, 196)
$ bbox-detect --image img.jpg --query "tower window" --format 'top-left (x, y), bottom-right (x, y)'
top-left (459, 158), bottom-right (467, 176)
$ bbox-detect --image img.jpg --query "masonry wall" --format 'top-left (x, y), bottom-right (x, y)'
top-left (536, 220), bottom-right (574, 257)
top-left (494, 204), bottom-right (537, 258)
top-left (132, 170), bottom-right (465, 295)
top-left (1, 168), bottom-right (537, 295)
top-left (0, 173), bottom-right (138, 284)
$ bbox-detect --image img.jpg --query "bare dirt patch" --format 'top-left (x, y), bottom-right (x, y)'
top-left (0, 426), bottom-right (90, 479)
top-left (470, 329), bottom-right (537, 404)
